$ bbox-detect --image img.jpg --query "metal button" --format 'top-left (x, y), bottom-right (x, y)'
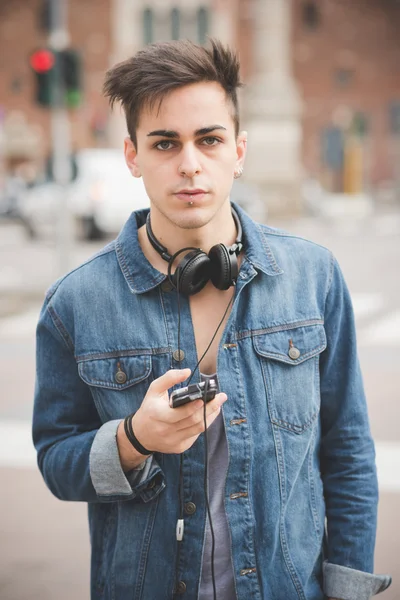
top-left (115, 369), bottom-right (127, 384)
top-left (184, 502), bottom-right (196, 515)
top-left (230, 491), bottom-right (248, 500)
top-left (240, 567), bottom-right (257, 576)
top-left (288, 347), bottom-right (300, 360)
top-left (173, 349), bottom-right (185, 362)
top-left (176, 581), bottom-right (187, 594)
top-left (161, 279), bottom-right (174, 292)
top-left (230, 418), bottom-right (247, 426)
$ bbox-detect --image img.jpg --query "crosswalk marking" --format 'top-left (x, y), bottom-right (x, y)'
top-left (361, 310), bottom-right (400, 347)
top-left (0, 420), bottom-right (399, 491)
top-left (374, 214), bottom-right (400, 237)
top-left (0, 266), bottom-right (23, 290)
top-left (351, 293), bottom-right (384, 320)
top-left (0, 420), bottom-right (37, 468)
top-left (0, 306), bottom-right (40, 338)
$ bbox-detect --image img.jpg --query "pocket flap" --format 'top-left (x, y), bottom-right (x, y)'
top-left (253, 324), bottom-right (326, 365)
top-left (78, 354), bottom-right (152, 390)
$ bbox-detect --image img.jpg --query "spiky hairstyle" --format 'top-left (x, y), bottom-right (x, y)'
top-left (103, 38), bottom-right (243, 146)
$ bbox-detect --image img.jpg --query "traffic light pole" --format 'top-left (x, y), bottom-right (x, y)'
top-left (49, 0), bottom-right (74, 277)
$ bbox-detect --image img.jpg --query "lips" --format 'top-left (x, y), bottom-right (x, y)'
top-left (176, 189), bottom-right (206, 195)
top-left (174, 189), bottom-right (208, 202)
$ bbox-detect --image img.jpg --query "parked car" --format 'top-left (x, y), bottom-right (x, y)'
top-left (20, 148), bottom-right (150, 240)
top-left (0, 172), bottom-right (38, 236)
top-left (68, 148), bottom-right (150, 239)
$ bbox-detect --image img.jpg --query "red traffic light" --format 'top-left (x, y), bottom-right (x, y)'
top-left (30, 49), bottom-right (55, 73)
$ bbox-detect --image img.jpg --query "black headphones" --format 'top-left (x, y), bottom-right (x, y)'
top-left (146, 208), bottom-right (243, 296)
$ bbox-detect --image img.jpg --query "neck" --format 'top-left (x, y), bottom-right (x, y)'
top-left (139, 202), bottom-right (239, 273)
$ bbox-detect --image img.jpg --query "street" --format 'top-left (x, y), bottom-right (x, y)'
top-left (0, 207), bottom-right (399, 599)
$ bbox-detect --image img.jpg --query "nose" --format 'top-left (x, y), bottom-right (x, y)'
top-left (178, 144), bottom-right (202, 178)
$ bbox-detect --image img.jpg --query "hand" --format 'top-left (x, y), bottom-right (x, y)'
top-left (130, 368), bottom-right (227, 455)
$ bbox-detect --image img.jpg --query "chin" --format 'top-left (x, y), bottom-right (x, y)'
top-left (170, 209), bottom-right (211, 231)
top-left (152, 195), bottom-right (228, 230)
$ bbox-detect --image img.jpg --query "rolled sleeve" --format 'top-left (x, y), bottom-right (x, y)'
top-left (90, 419), bottom-right (165, 502)
top-left (323, 561), bottom-right (392, 600)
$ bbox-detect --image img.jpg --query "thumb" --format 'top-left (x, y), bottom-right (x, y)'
top-left (151, 368), bottom-right (191, 395)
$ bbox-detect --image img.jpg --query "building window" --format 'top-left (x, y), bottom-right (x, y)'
top-left (335, 69), bottom-right (354, 88)
top-left (197, 7), bottom-right (208, 45)
top-left (171, 8), bottom-right (180, 40)
top-left (389, 101), bottom-right (400, 135)
top-left (321, 127), bottom-right (344, 170)
top-left (143, 8), bottom-right (153, 45)
top-left (351, 112), bottom-right (369, 138)
top-left (143, 6), bottom-right (210, 46)
top-left (302, 2), bottom-right (320, 30)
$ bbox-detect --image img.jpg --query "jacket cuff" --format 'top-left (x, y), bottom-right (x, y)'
top-left (323, 561), bottom-right (392, 600)
top-left (89, 419), bottom-right (165, 501)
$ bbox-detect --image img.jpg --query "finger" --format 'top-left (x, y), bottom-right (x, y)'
top-left (168, 391), bottom-right (227, 425)
top-left (150, 368), bottom-right (191, 395)
top-left (178, 403), bottom-right (223, 438)
top-left (174, 392), bottom-right (228, 429)
top-left (176, 393), bottom-right (227, 431)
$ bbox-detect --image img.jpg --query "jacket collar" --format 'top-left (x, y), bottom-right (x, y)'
top-left (115, 202), bottom-right (283, 294)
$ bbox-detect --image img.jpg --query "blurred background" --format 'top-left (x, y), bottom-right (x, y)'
top-left (0, 0), bottom-right (399, 598)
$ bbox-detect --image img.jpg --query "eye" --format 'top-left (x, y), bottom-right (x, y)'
top-left (155, 140), bottom-right (174, 151)
top-left (201, 136), bottom-right (221, 146)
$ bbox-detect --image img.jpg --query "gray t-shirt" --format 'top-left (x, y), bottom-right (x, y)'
top-left (198, 373), bottom-right (236, 600)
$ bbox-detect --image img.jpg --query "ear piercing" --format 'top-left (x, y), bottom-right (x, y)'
top-left (234, 166), bottom-right (243, 179)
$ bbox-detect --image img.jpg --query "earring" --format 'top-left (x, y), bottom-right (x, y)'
top-left (234, 166), bottom-right (243, 179)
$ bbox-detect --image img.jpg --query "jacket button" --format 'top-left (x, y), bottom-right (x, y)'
top-left (176, 580), bottom-right (186, 594)
top-left (288, 347), bottom-right (300, 360)
top-left (184, 502), bottom-right (196, 515)
top-left (115, 369), bottom-right (127, 384)
top-left (173, 349), bottom-right (185, 362)
top-left (161, 279), bottom-right (174, 292)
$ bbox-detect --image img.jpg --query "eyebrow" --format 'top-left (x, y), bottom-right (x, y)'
top-left (146, 125), bottom-right (227, 138)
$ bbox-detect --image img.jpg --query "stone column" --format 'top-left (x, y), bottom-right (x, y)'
top-left (108, 0), bottom-right (144, 148)
top-left (243, 0), bottom-right (303, 218)
top-left (211, 0), bottom-right (238, 45)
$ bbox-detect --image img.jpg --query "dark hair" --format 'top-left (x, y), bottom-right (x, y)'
top-left (103, 38), bottom-right (243, 146)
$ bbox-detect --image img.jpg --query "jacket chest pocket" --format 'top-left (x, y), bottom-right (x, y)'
top-left (77, 354), bottom-right (153, 422)
top-left (253, 324), bottom-right (326, 433)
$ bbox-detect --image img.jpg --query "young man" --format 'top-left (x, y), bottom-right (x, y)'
top-left (33, 40), bottom-right (391, 600)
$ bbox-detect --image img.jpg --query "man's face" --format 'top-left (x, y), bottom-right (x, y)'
top-left (124, 81), bottom-right (246, 230)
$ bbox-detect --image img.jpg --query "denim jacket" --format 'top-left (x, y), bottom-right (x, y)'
top-left (33, 203), bottom-right (391, 600)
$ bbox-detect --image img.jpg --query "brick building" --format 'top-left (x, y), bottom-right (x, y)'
top-left (0, 0), bottom-right (112, 165)
top-left (1, 0), bottom-right (400, 209)
top-left (290, 0), bottom-right (400, 197)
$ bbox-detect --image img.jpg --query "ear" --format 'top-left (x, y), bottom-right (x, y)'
top-left (235, 130), bottom-right (247, 170)
top-left (124, 136), bottom-right (141, 178)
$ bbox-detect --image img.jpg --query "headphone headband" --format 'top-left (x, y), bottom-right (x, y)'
top-left (145, 208), bottom-right (243, 264)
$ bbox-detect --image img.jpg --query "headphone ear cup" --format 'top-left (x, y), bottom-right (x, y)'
top-left (209, 244), bottom-right (237, 290)
top-left (174, 250), bottom-right (211, 295)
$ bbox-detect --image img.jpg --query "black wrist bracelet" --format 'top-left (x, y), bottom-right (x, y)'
top-left (123, 414), bottom-right (153, 456)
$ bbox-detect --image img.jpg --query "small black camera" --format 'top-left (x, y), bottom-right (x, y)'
top-left (169, 379), bottom-right (218, 408)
